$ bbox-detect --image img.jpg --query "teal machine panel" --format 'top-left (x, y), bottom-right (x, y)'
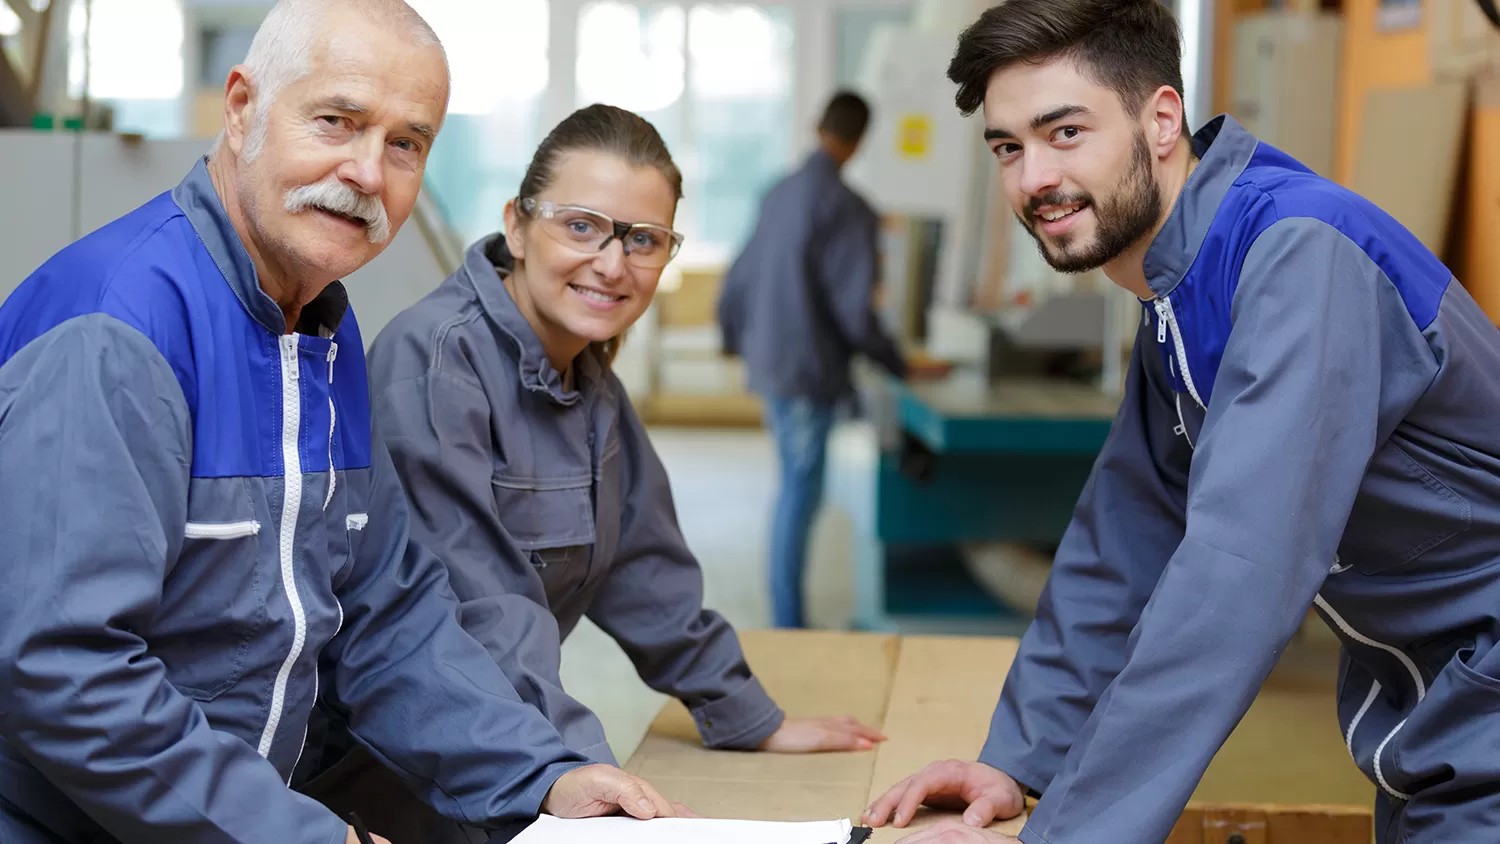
top-left (837, 373), bottom-right (1119, 631)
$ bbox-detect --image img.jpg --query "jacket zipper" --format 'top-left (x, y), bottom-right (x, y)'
top-left (259, 334), bottom-right (309, 763)
top-left (1154, 297), bottom-right (1205, 409)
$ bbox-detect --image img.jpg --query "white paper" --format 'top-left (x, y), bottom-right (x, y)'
top-left (508, 815), bottom-right (854, 844)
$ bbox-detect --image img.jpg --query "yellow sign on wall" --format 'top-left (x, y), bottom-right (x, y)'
top-left (897, 114), bottom-right (932, 160)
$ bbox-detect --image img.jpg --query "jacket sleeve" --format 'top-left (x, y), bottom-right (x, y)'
top-left (584, 396), bottom-right (786, 750)
top-left (717, 255), bottom-right (747, 357)
top-left (1018, 217), bottom-right (1437, 844)
top-left (978, 319), bottom-right (1191, 795)
top-left (319, 387), bottom-right (591, 827)
top-left (369, 371), bottom-right (618, 765)
top-left (814, 203), bottom-right (909, 379)
top-left (0, 314), bottom-right (349, 844)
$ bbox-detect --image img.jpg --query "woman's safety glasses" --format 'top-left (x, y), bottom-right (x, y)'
top-left (519, 197), bottom-right (684, 269)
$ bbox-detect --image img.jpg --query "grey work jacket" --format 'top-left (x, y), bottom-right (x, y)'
top-left (366, 234), bottom-right (787, 764)
top-left (718, 149), bottom-right (908, 404)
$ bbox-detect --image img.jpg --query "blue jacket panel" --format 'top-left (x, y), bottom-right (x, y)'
top-left (0, 159), bottom-right (587, 844)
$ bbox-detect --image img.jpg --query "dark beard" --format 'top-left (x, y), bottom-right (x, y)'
top-left (1018, 131), bottom-right (1163, 274)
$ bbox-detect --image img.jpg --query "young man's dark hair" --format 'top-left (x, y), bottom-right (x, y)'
top-left (946, 0), bottom-right (1185, 117)
top-left (818, 90), bottom-right (872, 144)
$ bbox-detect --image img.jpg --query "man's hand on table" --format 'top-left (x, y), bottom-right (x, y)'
top-left (542, 764), bottom-right (679, 820)
top-left (890, 818), bottom-right (1020, 843)
top-left (758, 715), bottom-right (888, 753)
top-left (862, 760), bottom-right (1025, 829)
top-left (345, 827), bottom-right (392, 844)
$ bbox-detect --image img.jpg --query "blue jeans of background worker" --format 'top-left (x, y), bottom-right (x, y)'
top-left (764, 394), bottom-right (838, 629)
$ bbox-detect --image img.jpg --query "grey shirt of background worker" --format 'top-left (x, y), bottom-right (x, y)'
top-left (718, 148), bottom-right (909, 403)
top-left (366, 234), bottom-right (787, 762)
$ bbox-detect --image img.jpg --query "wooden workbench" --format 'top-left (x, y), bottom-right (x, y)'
top-left (623, 630), bottom-right (1374, 843)
top-left (623, 630), bottom-right (1023, 841)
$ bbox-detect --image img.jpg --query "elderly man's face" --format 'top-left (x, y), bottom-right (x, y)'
top-left (235, 22), bottom-right (448, 285)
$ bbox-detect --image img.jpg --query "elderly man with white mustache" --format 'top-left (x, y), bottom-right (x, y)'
top-left (0, 2), bottom-right (679, 843)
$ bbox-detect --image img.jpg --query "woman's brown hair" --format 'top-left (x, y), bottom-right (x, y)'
top-left (514, 103), bottom-right (683, 365)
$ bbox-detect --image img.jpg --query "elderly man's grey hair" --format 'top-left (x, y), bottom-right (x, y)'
top-left (214, 0), bottom-right (449, 162)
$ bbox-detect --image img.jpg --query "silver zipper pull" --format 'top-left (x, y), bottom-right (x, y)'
top-left (281, 336), bottom-right (299, 382)
top-left (1154, 301), bottom-right (1168, 343)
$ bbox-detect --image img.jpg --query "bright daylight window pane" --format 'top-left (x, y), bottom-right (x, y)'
top-left (575, 2), bottom-right (685, 155)
top-left (0, 5), bottom-right (20, 39)
top-left (407, 0), bottom-right (550, 246)
top-left (69, 0), bottom-right (184, 101)
top-left (685, 4), bottom-right (793, 262)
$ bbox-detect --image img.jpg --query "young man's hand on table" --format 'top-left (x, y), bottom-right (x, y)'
top-left (863, 760), bottom-right (1025, 829)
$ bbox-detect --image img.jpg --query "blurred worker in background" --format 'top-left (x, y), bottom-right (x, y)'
top-left (300, 102), bottom-right (889, 843)
top-left (717, 91), bottom-right (911, 630)
top-left (863, 0), bottom-right (1500, 842)
top-left (0, 2), bottom-right (677, 843)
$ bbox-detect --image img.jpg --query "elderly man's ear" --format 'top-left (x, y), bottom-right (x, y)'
top-left (220, 65), bottom-right (257, 159)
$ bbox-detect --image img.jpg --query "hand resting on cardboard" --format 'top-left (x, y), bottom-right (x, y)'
top-left (862, 760), bottom-right (1025, 829)
top-left (758, 715), bottom-right (888, 753)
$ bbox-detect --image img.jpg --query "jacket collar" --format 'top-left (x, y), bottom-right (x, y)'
top-left (1143, 114), bottom-right (1259, 299)
top-left (172, 155), bottom-right (350, 337)
top-left (460, 232), bottom-right (600, 407)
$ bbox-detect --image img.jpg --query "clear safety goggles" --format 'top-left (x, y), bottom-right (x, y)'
top-left (519, 197), bottom-right (684, 269)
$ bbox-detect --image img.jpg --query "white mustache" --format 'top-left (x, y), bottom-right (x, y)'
top-left (284, 178), bottom-right (392, 244)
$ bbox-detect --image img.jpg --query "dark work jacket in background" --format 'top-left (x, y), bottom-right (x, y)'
top-left (364, 234), bottom-right (786, 765)
top-left (718, 149), bottom-right (908, 404)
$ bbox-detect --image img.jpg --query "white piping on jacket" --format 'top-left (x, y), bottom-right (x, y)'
top-left (1314, 594), bottom-right (1425, 801)
top-left (184, 520), bottom-right (261, 540)
top-left (259, 335), bottom-right (309, 760)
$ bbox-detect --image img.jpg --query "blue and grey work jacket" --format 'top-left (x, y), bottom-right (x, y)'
top-left (0, 159), bottom-right (589, 844)
top-left (988, 115), bottom-right (1500, 844)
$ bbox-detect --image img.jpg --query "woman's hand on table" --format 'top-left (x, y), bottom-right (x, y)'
top-left (757, 715), bottom-right (888, 753)
top-left (863, 760), bottom-right (1025, 829)
top-left (891, 818), bottom-right (1020, 843)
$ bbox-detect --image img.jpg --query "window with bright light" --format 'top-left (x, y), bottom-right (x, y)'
top-left (685, 4), bottom-right (793, 262)
top-left (575, 2), bottom-right (685, 154)
top-left (406, 0), bottom-right (550, 246)
top-left (65, 0), bottom-right (185, 137)
top-left (573, 2), bottom-right (793, 265)
top-left (0, 5), bottom-right (21, 39)
top-left (69, 0), bottom-right (184, 101)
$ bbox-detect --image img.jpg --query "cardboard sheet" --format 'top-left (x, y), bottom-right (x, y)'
top-left (624, 630), bottom-right (899, 823)
top-left (624, 630), bottom-right (1371, 842)
top-left (864, 636), bottom-right (1025, 842)
top-left (1351, 81), bottom-right (1469, 253)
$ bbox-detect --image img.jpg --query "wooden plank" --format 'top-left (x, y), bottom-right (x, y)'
top-left (1182, 803), bottom-right (1371, 844)
top-left (1201, 806), bottom-right (1268, 844)
top-left (1265, 805), bottom-right (1372, 843)
top-left (865, 635), bottom-right (1025, 843)
top-left (1166, 807), bottom-right (1206, 844)
top-left (624, 630), bottom-right (899, 824)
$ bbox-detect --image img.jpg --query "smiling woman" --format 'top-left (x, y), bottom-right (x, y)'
top-left (292, 101), bottom-right (890, 844)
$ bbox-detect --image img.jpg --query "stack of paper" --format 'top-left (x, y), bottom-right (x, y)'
top-left (510, 815), bottom-right (857, 844)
